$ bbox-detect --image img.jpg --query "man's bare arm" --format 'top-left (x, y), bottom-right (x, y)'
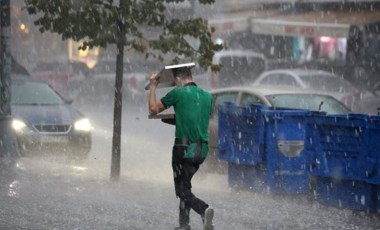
top-left (148, 73), bottom-right (166, 115)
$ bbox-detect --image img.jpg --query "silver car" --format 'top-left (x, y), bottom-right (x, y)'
top-left (252, 69), bottom-right (361, 111)
top-left (204, 86), bottom-right (351, 174)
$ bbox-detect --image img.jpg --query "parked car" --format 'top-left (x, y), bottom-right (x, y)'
top-left (74, 59), bottom-right (160, 105)
top-left (211, 49), bottom-right (266, 88)
top-left (204, 86), bottom-right (351, 174)
top-left (11, 78), bottom-right (92, 160)
top-left (354, 81), bottom-right (380, 115)
top-left (252, 69), bottom-right (362, 110)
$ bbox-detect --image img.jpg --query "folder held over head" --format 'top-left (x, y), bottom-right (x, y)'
top-left (144, 62), bottom-right (195, 90)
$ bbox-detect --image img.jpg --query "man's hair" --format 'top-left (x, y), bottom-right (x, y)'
top-left (173, 67), bottom-right (192, 80)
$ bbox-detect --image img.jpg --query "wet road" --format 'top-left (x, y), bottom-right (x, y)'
top-left (1, 100), bottom-right (380, 229)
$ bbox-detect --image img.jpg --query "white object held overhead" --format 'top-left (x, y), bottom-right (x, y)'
top-left (165, 62), bottom-right (196, 69)
top-left (144, 62), bottom-right (195, 90)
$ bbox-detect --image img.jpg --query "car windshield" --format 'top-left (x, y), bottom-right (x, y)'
top-left (265, 94), bottom-right (351, 114)
top-left (299, 74), bottom-right (356, 93)
top-left (11, 81), bottom-right (65, 105)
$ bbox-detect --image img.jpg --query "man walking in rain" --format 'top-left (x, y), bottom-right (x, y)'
top-left (148, 65), bottom-right (214, 230)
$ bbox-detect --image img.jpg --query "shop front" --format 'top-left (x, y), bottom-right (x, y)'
top-left (249, 10), bottom-right (380, 84)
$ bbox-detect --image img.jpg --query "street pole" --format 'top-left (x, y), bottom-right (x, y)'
top-left (0, 0), bottom-right (19, 165)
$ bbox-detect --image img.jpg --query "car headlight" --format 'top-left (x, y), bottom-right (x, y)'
top-left (12, 119), bottom-right (27, 132)
top-left (74, 118), bottom-right (92, 132)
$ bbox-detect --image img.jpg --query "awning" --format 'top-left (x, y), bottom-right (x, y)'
top-left (251, 11), bottom-right (380, 38)
top-left (208, 10), bottom-right (279, 36)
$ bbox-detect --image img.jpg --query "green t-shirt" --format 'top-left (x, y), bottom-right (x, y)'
top-left (161, 82), bottom-right (212, 158)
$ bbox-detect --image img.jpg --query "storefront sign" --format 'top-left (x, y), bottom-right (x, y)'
top-left (251, 18), bottom-right (350, 38)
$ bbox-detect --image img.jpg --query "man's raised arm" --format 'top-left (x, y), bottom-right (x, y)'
top-left (148, 73), bottom-right (166, 116)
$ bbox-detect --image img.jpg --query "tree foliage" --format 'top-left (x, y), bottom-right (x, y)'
top-left (25, 0), bottom-right (223, 180)
top-left (25, 0), bottom-right (223, 70)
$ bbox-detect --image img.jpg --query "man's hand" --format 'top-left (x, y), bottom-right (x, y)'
top-left (149, 73), bottom-right (160, 88)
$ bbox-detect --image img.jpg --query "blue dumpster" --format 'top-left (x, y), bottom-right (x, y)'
top-left (261, 108), bottom-right (312, 194)
top-left (220, 104), bottom-right (312, 194)
top-left (306, 113), bottom-right (375, 212)
top-left (365, 116), bottom-right (380, 213)
top-left (218, 103), bottom-right (265, 165)
top-left (314, 176), bottom-right (375, 213)
top-left (366, 116), bottom-right (380, 182)
top-left (306, 113), bottom-right (370, 180)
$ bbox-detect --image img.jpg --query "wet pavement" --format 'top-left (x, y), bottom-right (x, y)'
top-left (1, 157), bottom-right (380, 230)
top-left (1, 101), bottom-right (380, 229)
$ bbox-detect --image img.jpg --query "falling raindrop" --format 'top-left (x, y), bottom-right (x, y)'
top-left (7, 180), bottom-right (20, 198)
top-left (361, 195), bottom-right (366, 205)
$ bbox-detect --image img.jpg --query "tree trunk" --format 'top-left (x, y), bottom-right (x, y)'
top-left (0, 0), bottom-right (19, 165)
top-left (110, 2), bottom-right (126, 181)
